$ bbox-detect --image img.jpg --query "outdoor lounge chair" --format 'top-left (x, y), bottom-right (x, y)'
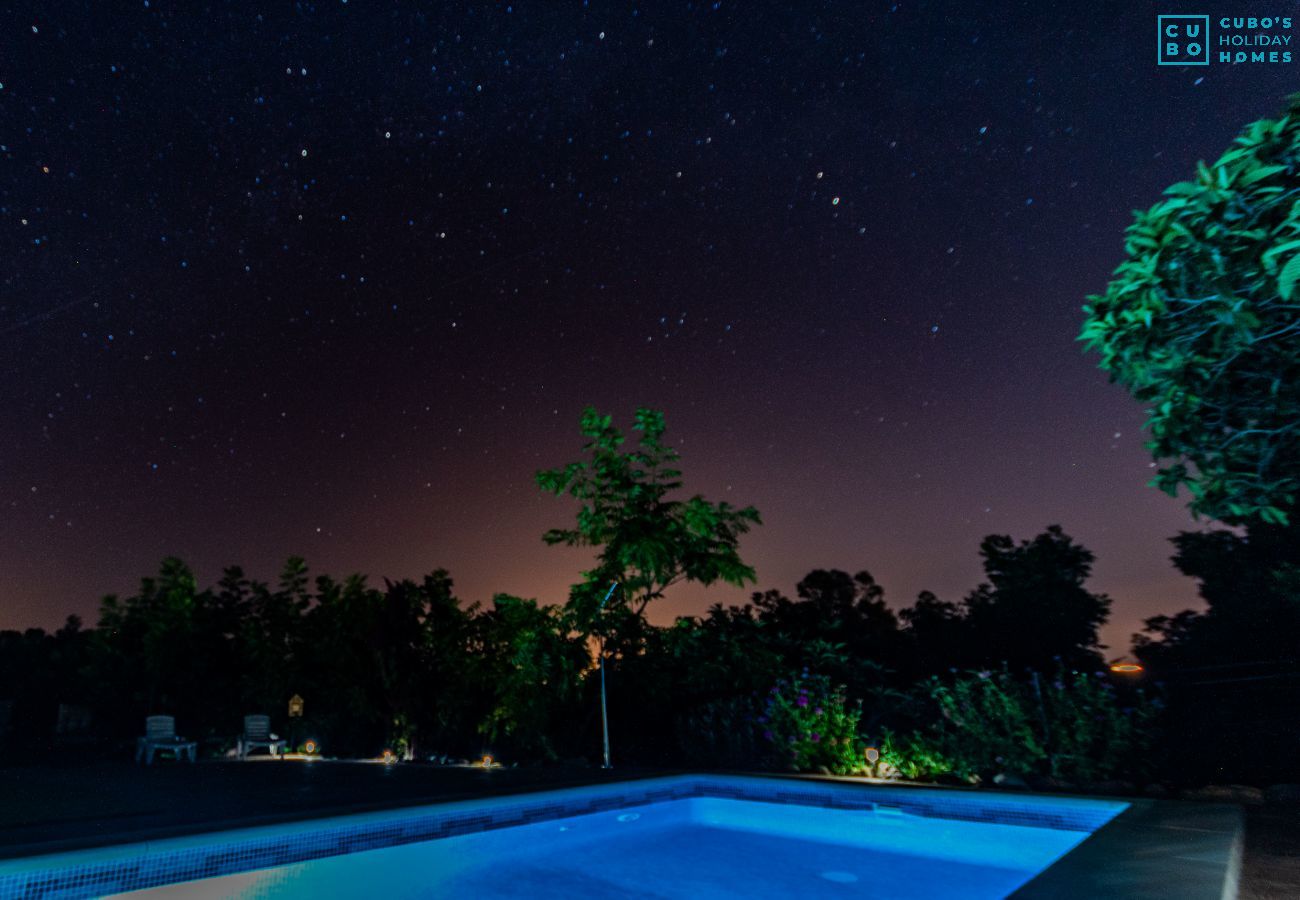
top-left (135, 715), bottom-right (197, 765)
top-left (238, 714), bottom-right (287, 760)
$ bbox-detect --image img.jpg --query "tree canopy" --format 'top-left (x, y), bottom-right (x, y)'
top-left (535, 406), bottom-right (762, 622)
top-left (1081, 94), bottom-right (1300, 525)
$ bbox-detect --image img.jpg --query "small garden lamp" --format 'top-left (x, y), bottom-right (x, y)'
top-left (598, 581), bottom-right (619, 769)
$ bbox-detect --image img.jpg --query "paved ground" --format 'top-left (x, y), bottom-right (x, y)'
top-left (1, 761), bottom-right (1297, 897)
top-left (0, 759), bottom-right (649, 858)
top-left (1241, 806), bottom-right (1300, 899)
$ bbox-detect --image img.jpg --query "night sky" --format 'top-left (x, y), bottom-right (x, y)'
top-left (2, 3), bottom-right (1295, 650)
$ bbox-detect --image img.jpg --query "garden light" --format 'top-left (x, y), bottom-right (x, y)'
top-left (1109, 663), bottom-right (1143, 674)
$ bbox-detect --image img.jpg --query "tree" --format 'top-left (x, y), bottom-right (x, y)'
top-left (752, 569), bottom-right (902, 697)
top-left (900, 590), bottom-right (967, 675)
top-left (93, 557), bottom-right (240, 734)
top-left (1081, 94), bottom-right (1300, 526)
top-left (1135, 524), bottom-right (1300, 669)
top-left (473, 594), bottom-right (587, 761)
top-left (961, 526), bottom-right (1111, 671)
top-left (536, 407), bottom-right (762, 624)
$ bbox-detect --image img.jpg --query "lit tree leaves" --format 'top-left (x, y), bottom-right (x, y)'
top-left (1081, 94), bottom-right (1300, 526)
top-left (536, 406), bottom-right (762, 624)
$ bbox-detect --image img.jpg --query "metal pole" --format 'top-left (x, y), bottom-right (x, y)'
top-left (598, 582), bottom-right (618, 769)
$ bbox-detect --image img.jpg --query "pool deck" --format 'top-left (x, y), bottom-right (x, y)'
top-left (0, 761), bottom-right (1290, 897)
top-left (0, 759), bottom-right (658, 859)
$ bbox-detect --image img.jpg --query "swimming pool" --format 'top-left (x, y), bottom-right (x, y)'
top-left (0, 774), bottom-right (1237, 899)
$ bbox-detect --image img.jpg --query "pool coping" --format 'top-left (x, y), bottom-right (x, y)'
top-left (0, 773), bottom-right (1242, 899)
top-left (1013, 790), bottom-right (1243, 899)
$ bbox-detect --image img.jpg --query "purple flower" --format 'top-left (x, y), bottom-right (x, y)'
top-left (811, 733), bottom-right (821, 743)
top-left (797, 695), bottom-right (809, 708)
top-left (763, 729), bottom-right (774, 742)
top-left (813, 707), bottom-right (823, 716)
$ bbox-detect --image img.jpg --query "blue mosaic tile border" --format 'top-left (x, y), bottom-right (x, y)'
top-left (700, 777), bottom-right (1124, 833)
top-left (0, 775), bottom-right (1125, 899)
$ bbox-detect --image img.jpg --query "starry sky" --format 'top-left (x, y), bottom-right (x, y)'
top-left (2, 2), bottom-right (1295, 650)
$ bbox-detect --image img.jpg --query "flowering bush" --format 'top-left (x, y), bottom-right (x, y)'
top-left (760, 671), bottom-right (863, 774)
top-left (881, 667), bottom-right (1161, 782)
top-left (1039, 669), bottom-right (1161, 783)
top-left (924, 669), bottom-right (1044, 778)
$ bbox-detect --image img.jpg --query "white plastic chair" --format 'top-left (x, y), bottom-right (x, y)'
top-left (238, 714), bottom-right (287, 760)
top-left (135, 715), bottom-right (197, 765)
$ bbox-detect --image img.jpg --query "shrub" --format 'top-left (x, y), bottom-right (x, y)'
top-left (878, 729), bottom-right (954, 781)
top-left (1038, 669), bottom-right (1161, 783)
top-left (674, 694), bottom-right (766, 768)
top-left (760, 671), bottom-right (863, 775)
top-left (884, 668), bottom-right (1160, 783)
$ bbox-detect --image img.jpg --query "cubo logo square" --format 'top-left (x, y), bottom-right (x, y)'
top-left (1158, 15), bottom-right (1210, 65)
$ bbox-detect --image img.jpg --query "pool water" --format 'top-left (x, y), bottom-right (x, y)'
top-left (117, 796), bottom-right (1107, 899)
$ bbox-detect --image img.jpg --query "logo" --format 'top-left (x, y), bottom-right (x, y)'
top-left (1158, 14), bottom-right (1210, 65)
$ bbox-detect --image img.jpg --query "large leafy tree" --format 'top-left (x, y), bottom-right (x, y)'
top-left (536, 406), bottom-right (762, 622)
top-left (1135, 523), bottom-right (1300, 669)
top-left (473, 594), bottom-right (588, 761)
top-left (1081, 95), bottom-right (1300, 526)
top-left (752, 569), bottom-right (902, 694)
top-left (961, 526), bottom-right (1111, 671)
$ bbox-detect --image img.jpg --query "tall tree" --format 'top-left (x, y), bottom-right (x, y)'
top-left (473, 594), bottom-right (587, 761)
top-left (1081, 94), bottom-right (1300, 526)
top-left (961, 526), bottom-right (1111, 671)
top-left (900, 590), bottom-right (967, 675)
top-left (1136, 524), bottom-right (1300, 669)
top-left (536, 406), bottom-right (762, 624)
top-left (753, 569), bottom-right (902, 688)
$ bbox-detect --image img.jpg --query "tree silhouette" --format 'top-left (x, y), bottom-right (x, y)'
top-left (961, 526), bottom-right (1110, 671)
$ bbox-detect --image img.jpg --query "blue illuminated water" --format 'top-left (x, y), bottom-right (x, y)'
top-left (118, 796), bottom-right (1104, 899)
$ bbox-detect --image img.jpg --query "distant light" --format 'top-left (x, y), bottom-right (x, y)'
top-left (481, 754), bottom-right (494, 768)
top-left (864, 747), bottom-right (880, 764)
top-left (304, 740), bottom-right (317, 754)
top-left (1110, 663), bottom-right (1143, 674)
top-left (382, 749), bottom-right (396, 764)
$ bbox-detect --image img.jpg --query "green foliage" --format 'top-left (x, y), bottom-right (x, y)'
top-left (1040, 670), bottom-right (1160, 783)
top-left (473, 594), bottom-right (588, 761)
top-left (751, 569), bottom-right (901, 702)
top-left (760, 672), bottom-right (864, 775)
top-left (536, 406), bottom-right (762, 624)
top-left (918, 670), bottom-right (1044, 779)
top-left (878, 729), bottom-right (954, 781)
top-left (1082, 94), bottom-right (1300, 525)
top-left (888, 669), bottom-right (1160, 783)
